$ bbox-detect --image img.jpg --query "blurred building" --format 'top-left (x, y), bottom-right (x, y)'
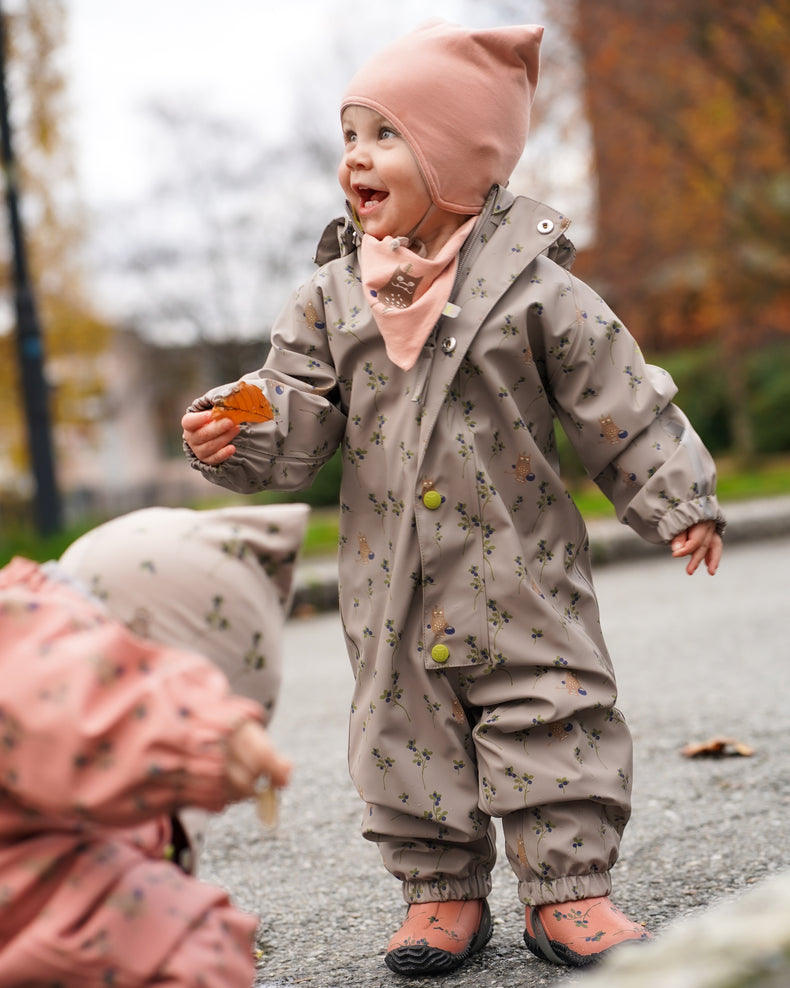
top-left (1, 329), bottom-right (269, 527)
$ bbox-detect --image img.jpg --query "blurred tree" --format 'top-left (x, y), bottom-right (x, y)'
top-left (568, 0), bottom-right (790, 458)
top-left (99, 0), bottom-right (570, 349)
top-left (0, 0), bottom-right (111, 515)
top-left (96, 99), bottom-right (338, 347)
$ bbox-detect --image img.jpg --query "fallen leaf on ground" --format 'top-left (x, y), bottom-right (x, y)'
top-left (681, 737), bottom-right (755, 758)
top-left (256, 782), bottom-right (279, 832)
top-left (211, 380), bottom-right (273, 425)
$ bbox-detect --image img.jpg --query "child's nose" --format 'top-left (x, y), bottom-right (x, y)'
top-left (345, 140), bottom-right (371, 168)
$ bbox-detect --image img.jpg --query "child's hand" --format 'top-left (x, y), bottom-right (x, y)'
top-left (182, 409), bottom-right (240, 466)
top-left (670, 521), bottom-right (723, 576)
top-left (224, 720), bottom-right (292, 801)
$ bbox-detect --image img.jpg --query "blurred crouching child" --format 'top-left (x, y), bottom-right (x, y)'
top-left (0, 503), bottom-right (307, 987)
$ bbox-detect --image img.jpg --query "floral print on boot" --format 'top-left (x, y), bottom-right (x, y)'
top-left (524, 896), bottom-right (651, 967)
top-left (385, 899), bottom-right (492, 975)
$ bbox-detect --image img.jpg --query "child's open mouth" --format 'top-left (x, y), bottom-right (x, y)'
top-left (357, 187), bottom-right (389, 212)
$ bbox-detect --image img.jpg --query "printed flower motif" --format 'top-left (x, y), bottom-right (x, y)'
top-left (372, 748), bottom-right (395, 789)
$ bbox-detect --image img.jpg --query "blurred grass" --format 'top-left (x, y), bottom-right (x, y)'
top-left (229, 453), bottom-right (790, 558)
top-left (3, 454), bottom-right (790, 566)
top-left (569, 453), bottom-right (790, 522)
top-left (299, 453), bottom-right (790, 556)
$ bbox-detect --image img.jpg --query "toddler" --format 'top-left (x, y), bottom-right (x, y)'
top-left (0, 503), bottom-right (307, 987)
top-left (182, 20), bottom-right (725, 975)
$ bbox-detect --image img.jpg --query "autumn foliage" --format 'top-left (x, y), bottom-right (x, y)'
top-left (211, 380), bottom-right (274, 425)
top-left (569, 0), bottom-right (790, 355)
top-left (0, 1), bottom-right (111, 489)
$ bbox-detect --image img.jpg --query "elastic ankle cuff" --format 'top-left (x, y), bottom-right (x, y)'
top-left (402, 872), bottom-right (493, 904)
top-left (519, 871), bottom-right (612, 906)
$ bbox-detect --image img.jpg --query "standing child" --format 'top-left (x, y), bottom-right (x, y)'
top-left (182, 20), bottom-right (725, 975)
top-left (0, 503), bottom-right (307, 987)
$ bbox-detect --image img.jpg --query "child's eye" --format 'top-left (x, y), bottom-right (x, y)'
top-left (379, 126), bottom-right (399, 140)
top-left (343, 130), bottom-right (358, 145)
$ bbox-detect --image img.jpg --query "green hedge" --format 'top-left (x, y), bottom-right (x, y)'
top-left (250, 448), bottom-right (343, 508)
top-left (658, 341), bottom-right (790, 455)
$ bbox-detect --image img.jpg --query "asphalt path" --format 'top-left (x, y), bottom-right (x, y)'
top-left (200, 535), bottom-right (790, 988)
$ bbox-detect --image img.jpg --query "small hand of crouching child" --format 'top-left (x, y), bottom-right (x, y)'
top-left (670, 520), bottom-right (723, 575)
top-left (224, 719), bottom-right (292, 801)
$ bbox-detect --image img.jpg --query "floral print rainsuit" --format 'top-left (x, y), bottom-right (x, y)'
top-left (187, 188), bottom-right (725, 906)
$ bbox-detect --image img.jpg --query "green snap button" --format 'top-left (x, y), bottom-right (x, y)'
top-left (423, 490), bottom-right (442, 510)
top-left (431, 643), bottom-right (450, 664)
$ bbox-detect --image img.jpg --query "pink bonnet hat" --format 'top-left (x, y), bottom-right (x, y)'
top-left (341, 19), bottom-right (544, 215)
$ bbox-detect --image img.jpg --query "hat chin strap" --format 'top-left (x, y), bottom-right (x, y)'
top-left (403, 201), bottom-right (436, 247)
top-left (344, 197), bottom-right (437, 254)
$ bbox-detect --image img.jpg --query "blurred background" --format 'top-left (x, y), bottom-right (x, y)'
top-left (1, 0), bottom-right (788, 560)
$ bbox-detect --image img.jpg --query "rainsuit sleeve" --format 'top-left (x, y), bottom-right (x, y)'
top-left (0, 560), bottom-right (263, 827)
top-left (185, 275), bottom-right (347, 495)
top-left (532, 262), bottom-right (726, 544)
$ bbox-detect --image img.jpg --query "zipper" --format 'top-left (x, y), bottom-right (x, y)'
top-left (448, 186), bottom-right (503, 303)
top-left (411, 189), bottom-right (504, 406)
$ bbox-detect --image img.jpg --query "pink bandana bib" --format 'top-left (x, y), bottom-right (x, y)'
top-left (360, 216), bottom-right (477, 371)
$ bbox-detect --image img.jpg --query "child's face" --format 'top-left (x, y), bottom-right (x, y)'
top-left (339, 105), bottom-right (465, 252)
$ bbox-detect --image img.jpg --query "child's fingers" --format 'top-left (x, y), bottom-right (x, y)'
top-left (673, 524), bottom-right (721, 576)
top-left (225, 721), bottom-right (292, 798)
top-left (705, 533), bottom-right (723, 575)
top-left (685, 544), bottom-right (708, 575)
top-left (197, 440), bottom-right (237, 466)
top-left (671, 531), bottom-right (696, 557)
top-left (181, 409), bottom-right (237, 442)
top-left (181, 409), bottom-right (212, 432)
top-left (248, 727), bottom-right (292, 789)
top-left (182, 410), bottom-right (240, 465)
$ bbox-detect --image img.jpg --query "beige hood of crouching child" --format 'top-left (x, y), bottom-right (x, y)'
top-left (58, 502), bottom-right (309, 864)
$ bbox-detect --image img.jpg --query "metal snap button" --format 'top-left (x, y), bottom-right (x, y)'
top-left (537, 219), bottom-right (555, 234)
top-left (441, 337), bottom-right (457, 354)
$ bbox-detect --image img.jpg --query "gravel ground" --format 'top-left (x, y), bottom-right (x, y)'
top-left (199, 535), bottom-right (790, 988)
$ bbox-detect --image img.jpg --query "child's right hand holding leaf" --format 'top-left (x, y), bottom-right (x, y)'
top-left (182, 381), bottom-right (274, 465)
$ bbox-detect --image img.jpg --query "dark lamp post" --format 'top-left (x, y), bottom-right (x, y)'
top-left (0, 4), bottom-right (62, 536)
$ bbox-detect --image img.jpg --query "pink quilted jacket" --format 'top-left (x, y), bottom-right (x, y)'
top-left (0, 557), bottom-right (262, 986)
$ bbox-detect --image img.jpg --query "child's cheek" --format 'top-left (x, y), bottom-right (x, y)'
top-left (337, 161), bottom-right (350, 194)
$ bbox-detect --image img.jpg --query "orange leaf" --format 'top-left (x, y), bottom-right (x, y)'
top-left (210, 381), bottom-right (273, 425)
top-left (681, 737), bottom-right (755, 759)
